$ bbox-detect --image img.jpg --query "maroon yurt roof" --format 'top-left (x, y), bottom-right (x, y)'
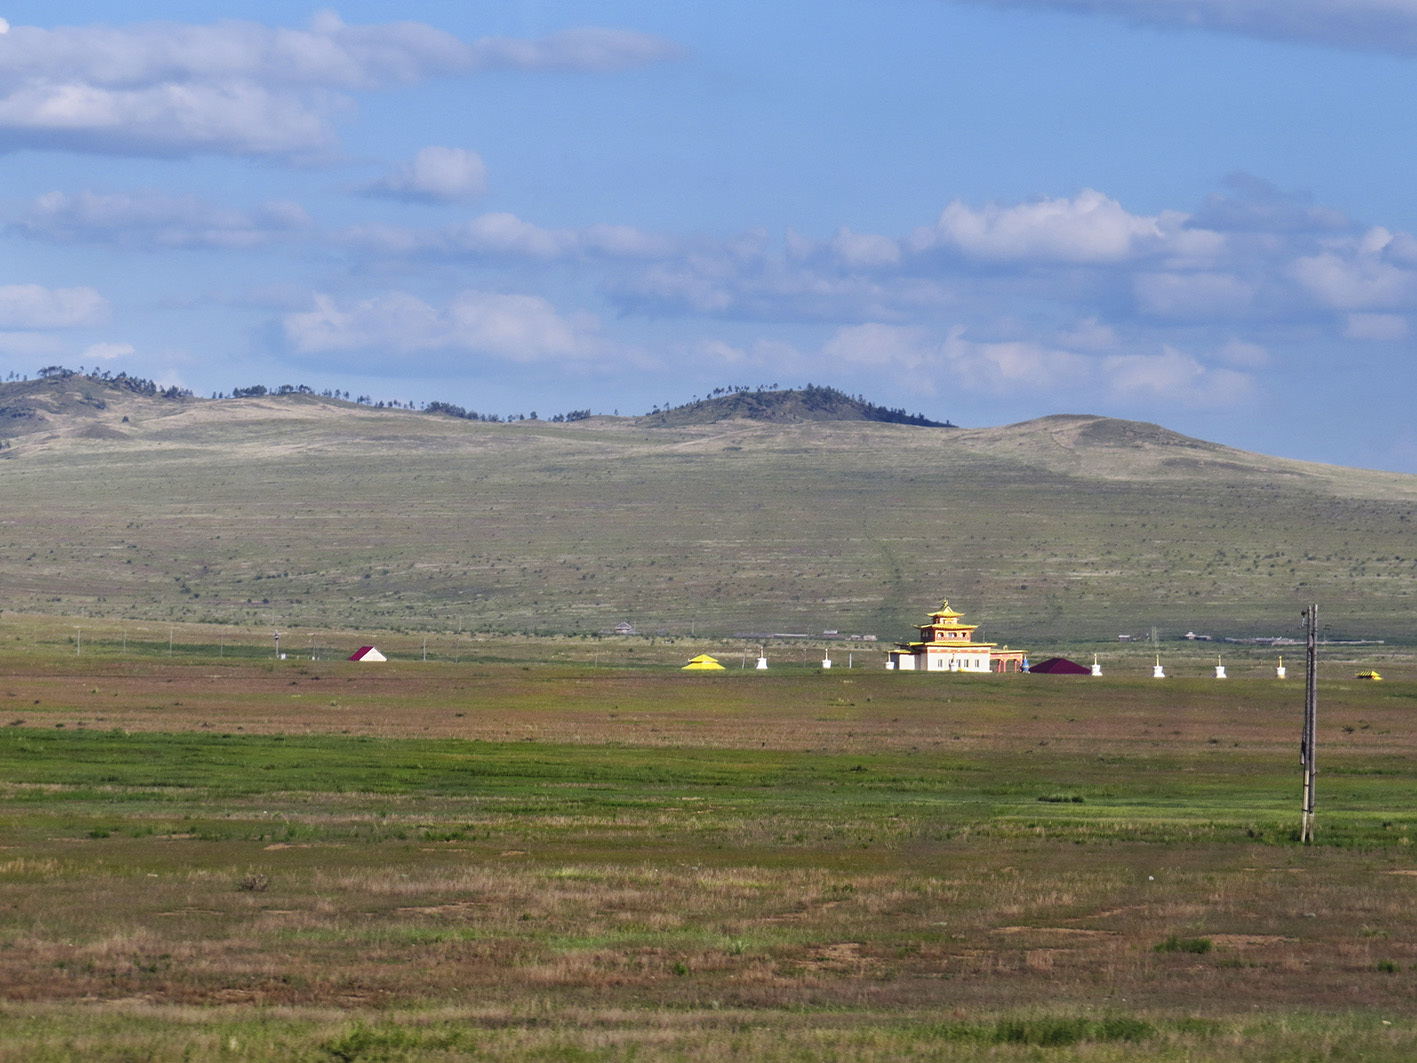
top-left (1029, 657), bottom-right (1090, 674)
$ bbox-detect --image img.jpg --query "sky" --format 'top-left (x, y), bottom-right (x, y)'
top-left (4, 2), bottom-right (1417, 471)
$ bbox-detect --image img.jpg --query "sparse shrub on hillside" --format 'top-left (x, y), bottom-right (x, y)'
top-left (236, 872), bottom-right (270, 893)
top-left (1155, 935), bottom-right (1212, 954)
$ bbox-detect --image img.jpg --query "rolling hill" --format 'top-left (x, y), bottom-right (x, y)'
top-left (639, 385), bottom-right (952, 427)
top-left (2, 373), bottom-right (1415, 646)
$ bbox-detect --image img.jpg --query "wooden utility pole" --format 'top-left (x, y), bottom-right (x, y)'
top-left (1301, 604), bottom-right (1318, 844)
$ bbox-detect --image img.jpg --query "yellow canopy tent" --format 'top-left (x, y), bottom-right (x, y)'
top-left (682, 653), bottom-right (726, 671)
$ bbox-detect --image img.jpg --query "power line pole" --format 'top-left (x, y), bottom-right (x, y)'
top-left (1301, 604), bottom-right (1318, 844)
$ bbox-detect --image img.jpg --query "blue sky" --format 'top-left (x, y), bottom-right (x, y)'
top-left (4, 2), bottom-right (1417, 471)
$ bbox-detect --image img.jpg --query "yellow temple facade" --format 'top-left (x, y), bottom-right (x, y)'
top-left (886, 600), bottom-right (1028, 674)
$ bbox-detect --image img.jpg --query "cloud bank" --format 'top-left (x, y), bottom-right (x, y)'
top-left (283, 290), bottom-right (603, 368)
top-left (0, 284), bottom-right (109, 328)
top-left (15, 168), bottom-right (1416, 415)
top-left (15, 190), bottom-right (312, 249)
top-left (609, 183), bottom-right (1417, 336)
top-left (0, 13), bottom-right (683, 158)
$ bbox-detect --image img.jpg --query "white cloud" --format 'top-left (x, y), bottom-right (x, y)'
top-left (445, 214), bottom-right (567, 258)
top-left (0, 15), bottom-right (682, 158)
top-left (15, 190), bottom-right (312, 248)
top-left (364, 146), bottom-right (487, 203)
top-left (1291, 228), bottom-right (1417, 310)
top-left (466, 27), bottom-right (685, 71)
top-left (0, 14), bottom-right (468, 92)
top-left (619, 252), bottom-right (931, 323)
top-left (1055, 316), bottom-right (1118, 350)
top-left (84, 341), bottom-right (135, 361)
top-left (693, 338), bottom-right (750, 365)
top-left (283, 289), bottom-right (601, 365)
top-left (341, 213), bottom-right (673, 261)
top-left (822, 323), bottom-right (931, 368)
top-left (0, 284), bottom-right (109, 328)
top-left (1344, 312), bottom-right (1409, 341)
top-left (809, 321), bottom-right (1252, 409)
top-left (811, 322), bottom-right (1093, 391)
top-left (442, 292), bottom-right (597, 361)
top-left (1133, 270), bottom-right (1256, 319)
top-left (1102, 346), bottom-right (1252, 406)
top-left (952, 0), bottom-right (1417, 57)
top-left (0, 79), bottom-right (343, 158)
top-left (579, 224), bottom-right (676, 259)
top-left (939, 328), bottom-right (1093, 392)
top-left (915, 189), bottom-right (1163, 264)
top-left (830, 227), bottom-right (901, 269)
top-left (624, 262), bottom-right (739, 315)
top-left (1216, 338), bottom-right (1269, 367)
top-left (943, 331), bottom-right (1253, 407)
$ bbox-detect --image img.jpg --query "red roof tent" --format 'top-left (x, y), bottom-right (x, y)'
top-left (349, 646), bottom-right (387, 662)
top-left (1028, 657), bottom-right (1090, 674)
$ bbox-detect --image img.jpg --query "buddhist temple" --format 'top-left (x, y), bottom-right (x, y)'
top-left (682, 653), bottom-right (726, 671)
top-left (885, 599), bottom-right (1028, 673)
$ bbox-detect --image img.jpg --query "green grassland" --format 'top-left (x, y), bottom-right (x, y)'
top-left (2, 375), bottom-right (1416, 645)
top-left (4, 631), bottom-right (1417, 1060)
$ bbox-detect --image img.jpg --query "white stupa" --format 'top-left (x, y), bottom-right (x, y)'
top-left (1152, 655), bottom-right (1166, 678)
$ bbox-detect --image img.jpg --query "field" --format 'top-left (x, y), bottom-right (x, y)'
top-left (4, 618), bottom-right (1417, 1061)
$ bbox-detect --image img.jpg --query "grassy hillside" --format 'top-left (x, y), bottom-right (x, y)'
top-left (1, 374), bottom-right (1415, 645)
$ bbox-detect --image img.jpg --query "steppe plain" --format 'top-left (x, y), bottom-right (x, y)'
top-left (2, 377), bottom-right (1417, 1060)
